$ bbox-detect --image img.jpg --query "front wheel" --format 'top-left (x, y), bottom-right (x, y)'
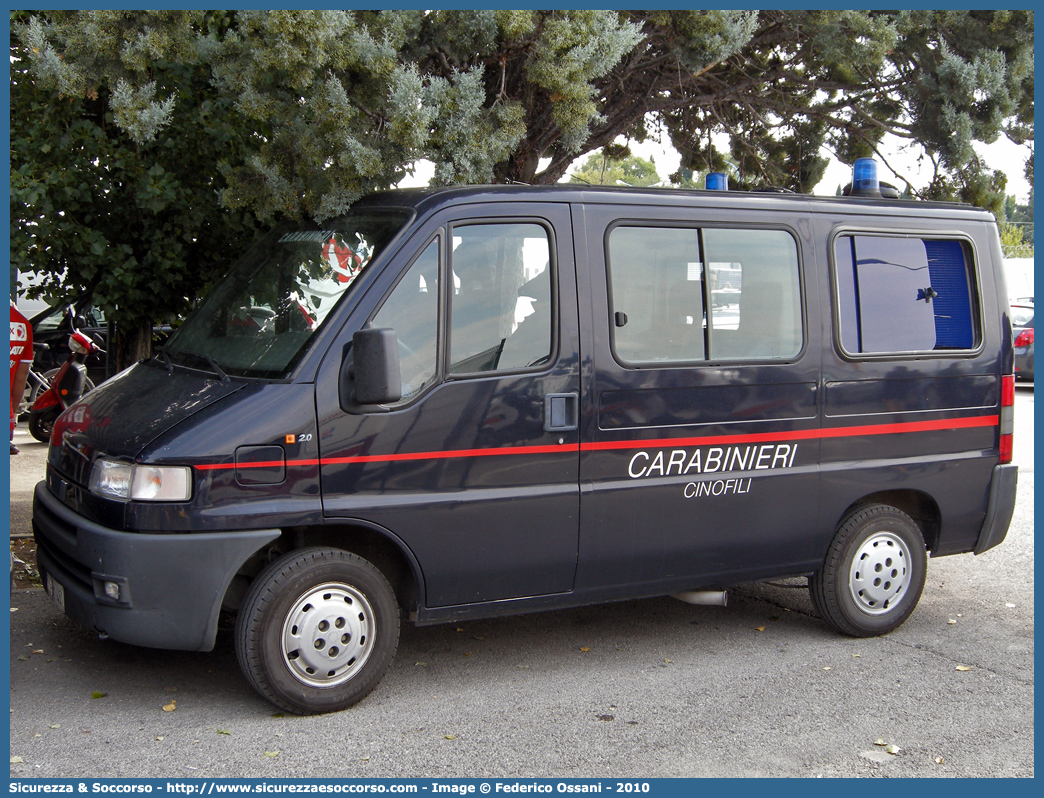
top-left (809, 504), bottom-right (927, 637)
top-left (235, 548), bottom-right (400, 715)
top-left (28, 409), bottom-right (59, 443)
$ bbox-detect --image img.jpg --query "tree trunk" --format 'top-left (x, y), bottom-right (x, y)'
top-left (107, 317), bottom-right (153, 378)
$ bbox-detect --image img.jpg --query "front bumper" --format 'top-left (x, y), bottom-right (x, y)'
top-left (32, 482), bottom-right (279, 651)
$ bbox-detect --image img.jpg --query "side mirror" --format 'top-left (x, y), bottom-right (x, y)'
top-left (340, 327), bottom-right (402, 411)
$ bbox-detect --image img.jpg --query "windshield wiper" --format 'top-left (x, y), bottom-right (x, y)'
top-left (177, 350), bottom-right (231, 382)
top-left (154, 345), bottom-right (173, 374)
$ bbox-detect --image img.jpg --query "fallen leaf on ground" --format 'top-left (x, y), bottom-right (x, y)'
top-left (851, 653), bottom-right (861, 658)
top-left (886, 744), bottom-right (901, 755)
top-left (415, 662), bottom-right (428, 667)
top-left (947, 619), bottom-right (957, 625)
top-left (91, 692), bottom-right (107, 699)
top-left (935, 757), bottom-right (944, 764)
top-left (48, 724), bottom-right (60, 730)
top-left (217, 730), bottom-right (231, 736)
top-left (163, 700), bottom-right (176, 712)
top-left (580, 647), bottom-right (590, 652)
top-left (597, 714), bottom-right (615, 722)
top-left (822, 667), bottom-right (832, 671)
top-left (264, 751), bottom-right (279, 758)
top-left (874, 738), bottom-right (887, 746)
top-left (11, 756), bottom-right (24, 764)
top-left (754, 626), bottom-right (765, 632)
top-left (155, 736), bottom-right (164, 741)
top-left (444, 735), bottom-right (456, 740)
top-left (955, 665), bottom-right (971, 672)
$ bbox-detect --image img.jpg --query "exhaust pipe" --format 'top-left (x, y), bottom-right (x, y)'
top-left (671, 590), bottom-right (728, 607)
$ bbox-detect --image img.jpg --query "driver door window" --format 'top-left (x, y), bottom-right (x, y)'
top-left (370, 239), bottom-right (440, 401)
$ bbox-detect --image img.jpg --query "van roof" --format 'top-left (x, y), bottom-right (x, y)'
top-left (357, 183), bottom-right (994, 222)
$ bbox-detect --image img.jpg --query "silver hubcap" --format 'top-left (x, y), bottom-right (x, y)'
top-left (849, 532), bottom-right (911, 615)
top-left (281, 582), bottom-right (376, 688)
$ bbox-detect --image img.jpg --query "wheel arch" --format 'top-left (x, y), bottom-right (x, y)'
top-left (221, 520), bottom-right (424, 620)
top-left (836, 489), bottom-right (940, 552)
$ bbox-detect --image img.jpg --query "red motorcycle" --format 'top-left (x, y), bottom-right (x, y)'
top-left (28, 325), bottom-right (104, 443)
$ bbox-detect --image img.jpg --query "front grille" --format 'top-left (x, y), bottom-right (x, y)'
top-left (33, 494), bottom-right (93, 592)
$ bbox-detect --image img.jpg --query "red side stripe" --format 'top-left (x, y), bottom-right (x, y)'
top-left (196, 459), bottom-right (321, 472)
top-left (579, 414), bottom-right (998, 453)
top-left (192, 414), bottom-right (997, 472)
top-left (322, 443), bottom-right (572, 466)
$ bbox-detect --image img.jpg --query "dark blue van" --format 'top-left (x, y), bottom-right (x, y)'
top-left (33, 174), bottom-right (1018, 714)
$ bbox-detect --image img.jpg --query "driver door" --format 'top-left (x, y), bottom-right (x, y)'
top-left (315, 203), bottom-right (581, 608)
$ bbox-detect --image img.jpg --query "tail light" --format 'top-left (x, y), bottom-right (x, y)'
top-left (999, 374), bottom-right (1014, 464)
top-left (1013, 328), bottom-right (1033, 347)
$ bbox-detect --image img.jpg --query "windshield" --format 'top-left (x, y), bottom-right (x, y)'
top-left (163, 209), bottom-right (410, 378)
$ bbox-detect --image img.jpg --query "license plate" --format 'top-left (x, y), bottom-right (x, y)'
top-left (45, 574), bottom-right (65, 612)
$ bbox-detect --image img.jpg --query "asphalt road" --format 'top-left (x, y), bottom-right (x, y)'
top-left (7, 387), bottom-right (1034, 778)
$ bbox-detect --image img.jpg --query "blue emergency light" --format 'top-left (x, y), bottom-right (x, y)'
top-left (851, 158), bottom-right (883, 197)
top-left (705, 172), bottom-right (728, 191)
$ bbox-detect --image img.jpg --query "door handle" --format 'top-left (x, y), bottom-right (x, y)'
top-left (544, 393), bottom-right (579, 432)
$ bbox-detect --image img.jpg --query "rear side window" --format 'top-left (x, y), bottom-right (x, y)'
top-left (607, 226), bottom-right (802, 364)
top-left (834, 234), bottom-right (979, 354)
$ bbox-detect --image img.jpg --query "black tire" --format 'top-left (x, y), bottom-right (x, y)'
top-left (28, 409), bottom-right (58, 443)
top-left (235, 548), bottom-right (400, 715)
top-left (809, 504), bottom-right (927, 637)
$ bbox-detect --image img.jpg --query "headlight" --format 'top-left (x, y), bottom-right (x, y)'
top-left (88, 459), bottom-right (132, 499)
top-left (88, 458), bottom-right (192, 502)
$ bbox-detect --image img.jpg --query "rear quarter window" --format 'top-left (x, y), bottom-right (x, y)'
top-left (834, 233), bottom-right (980, 355)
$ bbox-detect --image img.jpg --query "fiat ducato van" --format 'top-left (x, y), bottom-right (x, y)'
top-left (33, 171), bottom-right (1018, 713)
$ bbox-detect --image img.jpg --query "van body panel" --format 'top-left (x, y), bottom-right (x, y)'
top-left (47, 362), bottom-right (244, 486)
top-left (813, 209), bottom-right (1009, 562)
top-left (574, 200), bottom-right (826, 592)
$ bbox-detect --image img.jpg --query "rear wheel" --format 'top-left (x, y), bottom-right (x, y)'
top-left (810, 504), bottom-right (927, 637)
top-left (235, 548), bottom-right (399, 715)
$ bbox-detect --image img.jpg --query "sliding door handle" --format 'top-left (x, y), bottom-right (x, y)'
top-left (544, 393), bottom-right (579, 432)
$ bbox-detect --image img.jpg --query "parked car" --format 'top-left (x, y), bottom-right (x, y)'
top-left (1011, 303), bottom-right (1034, 381)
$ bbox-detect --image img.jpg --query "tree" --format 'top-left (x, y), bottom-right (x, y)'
top-left (1003, 186), bottom-right (1034, 250)
top-left (12, 10), bottom-right (1033, 369)
top-left (568, 148), bottom-right (661, 187)
top-left (10, 11), bottom-right (266, 369)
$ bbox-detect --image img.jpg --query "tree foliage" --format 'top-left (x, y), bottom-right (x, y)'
top-left (11, 10), bottom-right (1033, 368)
top-left (10, 11), bottom-right (266, 368)
top-left (568, 151), bottom-right (661, 187)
